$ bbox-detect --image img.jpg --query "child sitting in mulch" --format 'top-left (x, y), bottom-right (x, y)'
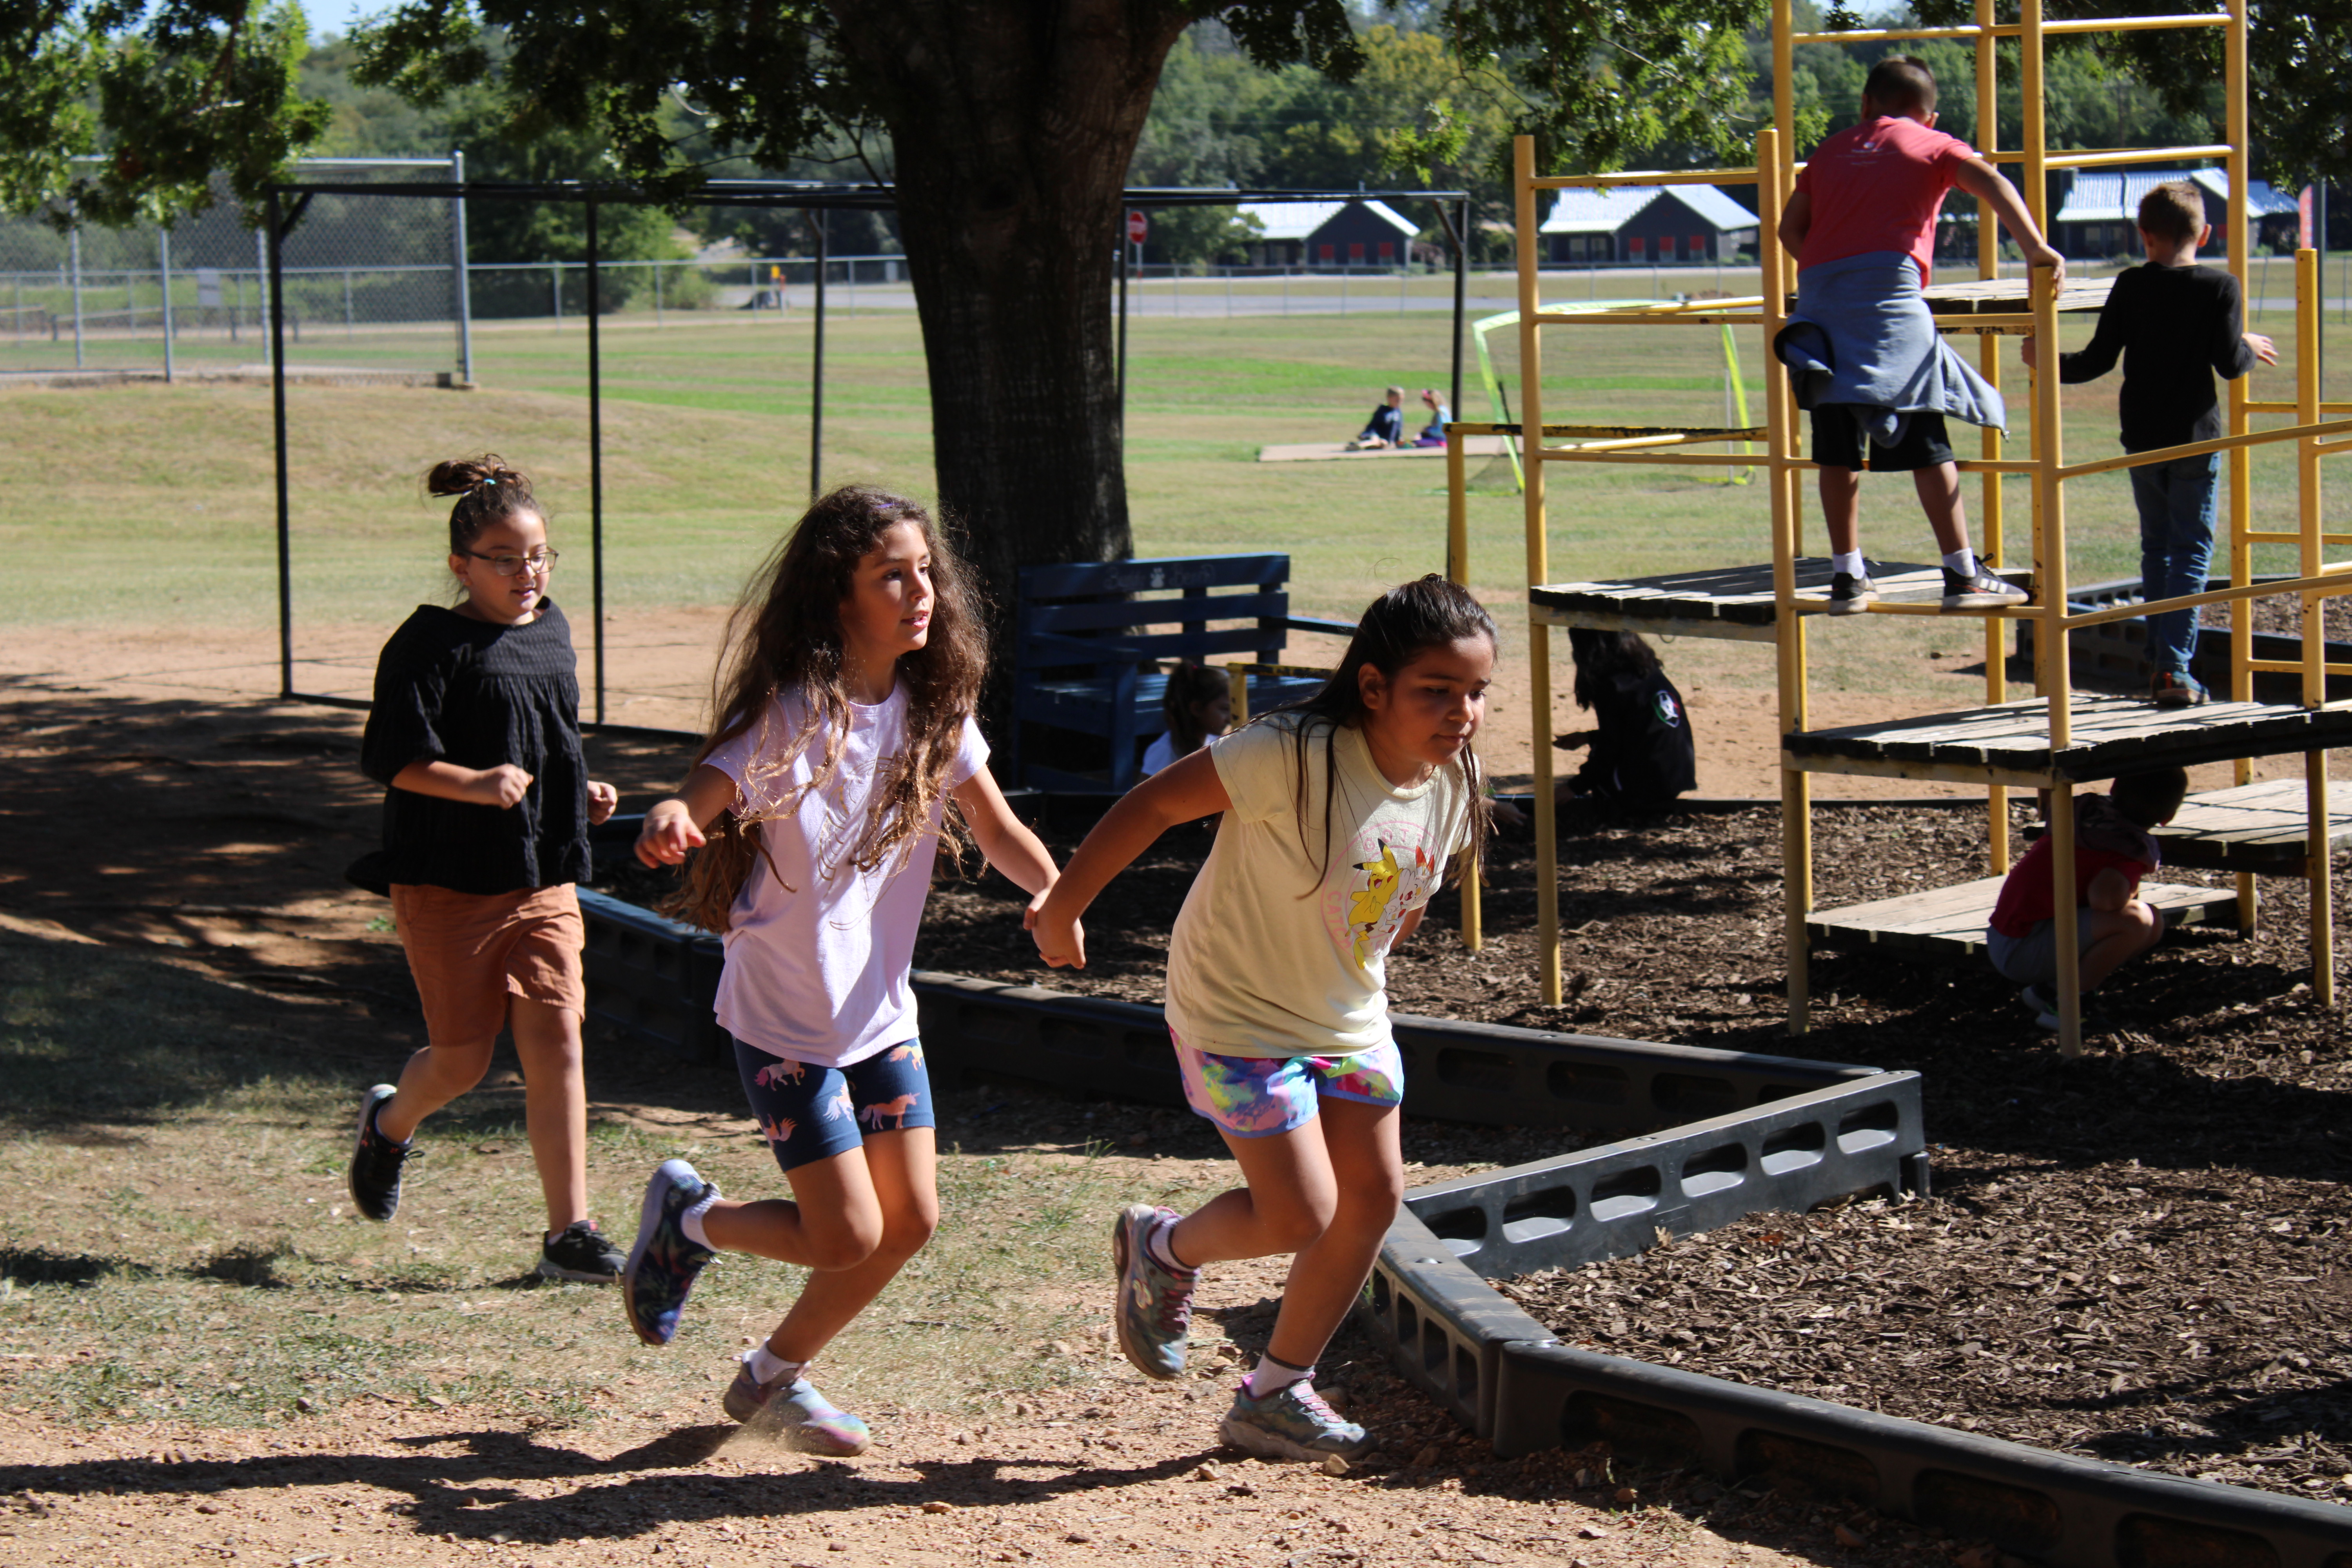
top-left (1985, 766), bottom-right (2187, 1032)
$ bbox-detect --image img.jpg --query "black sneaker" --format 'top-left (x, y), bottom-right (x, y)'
top-left (2152, 670), bottom-right (2209, 708)
top-left (537, 1220), bottom-right (626, 1283)
top-left (1942, 566), bottom-right (2029, 611)
top-left (1828, 570), bottom-right (1878, 615)
top-left (347, 1083), bottom-right (415, 1223)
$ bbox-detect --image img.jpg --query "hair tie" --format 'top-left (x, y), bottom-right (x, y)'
top-left (476, 474), bottom-right (501, 490)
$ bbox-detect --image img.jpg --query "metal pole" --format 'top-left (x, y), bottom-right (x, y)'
top-left (1448, 200), bottom-right (1467, 441)
top-left (69, 216), bottom-right (82, 369)
top-left (255, 225), bottom-right (271, 370)
top-left (344, 270), bottom-right (353, 336)
top-left (267, 190), bottom-right (294, 699)
top-left (1117, 233), bottom-right (1130, 413)
top-left (586, 200), bottom-right (605, 725)
top-left (551, 261), bottom-right (561, 326)
top-left (451, 151), bottom-right (474, 383)
top-left (158, 227), bottom-right (174, 383)
top-left (653, 258), bottom-right (663, 327)
top-left (810, 210), bottom-right (827, 501)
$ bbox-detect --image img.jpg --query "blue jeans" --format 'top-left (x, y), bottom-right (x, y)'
top-left (2129, 452), bottom-right (2221, 678)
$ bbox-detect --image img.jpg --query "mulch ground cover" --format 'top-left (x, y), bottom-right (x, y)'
top-left (619, 796), bottom-right (2352, 1503)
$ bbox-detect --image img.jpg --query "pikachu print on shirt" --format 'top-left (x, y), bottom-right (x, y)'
top-left (1323, 814), bottom-right (1445, 972)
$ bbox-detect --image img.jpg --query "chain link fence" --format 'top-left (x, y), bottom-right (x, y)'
top-left (0, 158), bottom-right (465, 380)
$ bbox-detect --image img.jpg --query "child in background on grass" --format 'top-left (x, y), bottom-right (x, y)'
top-left (1985, 766), bottom-right (2187, 1033)
top-left (1414, 388), bottom-right (1452, 447)
top-left (347, 455), bottom-right (626, 1283)
top-left (1142, 662), bottom-right (1234, 777)
top-left (1345, 386), bottom-right (1406, 450)
top-left (1027, 575), bottom-right (1491, 1463)
top-left (624, 486), bottom-right (1060, 1454)
top-left (1774, 56), bottom-right (2063, 615)
top-left (1553, 629), bottom-right (1697, 810)
top-left (2023, 180), bottom-right (2277, 708)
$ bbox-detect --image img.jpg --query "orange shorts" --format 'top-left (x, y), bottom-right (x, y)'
top-left (389, 883), bottom-right (586, 1045)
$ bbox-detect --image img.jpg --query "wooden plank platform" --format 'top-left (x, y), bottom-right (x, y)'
top-left (2155, 779), bottom-right (2352, 871)
top-left (1917, 274), bottom-right (2114, 316)
top-left (1530, 558), bottom-right (2028, 642)
top-left (1783, 694), bottom-right (2352, 786)
top-left (1807, 874), bottom-right (2234, 961)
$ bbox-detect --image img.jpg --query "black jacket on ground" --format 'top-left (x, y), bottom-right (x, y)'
top-left (1571, 669), bottom-right (1697, 807)
top-left (359, 601), bottom-right (591, 895)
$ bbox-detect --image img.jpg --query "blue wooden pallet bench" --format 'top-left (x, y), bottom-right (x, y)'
top-left (1009, 554), bottom-right (1355, 792)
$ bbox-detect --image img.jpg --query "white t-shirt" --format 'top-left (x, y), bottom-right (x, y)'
top-left (705, 686), bottom-right (987, 1068)
top-left (1164, 713), bottom-right (1475, 1058)
top-left (1141, 731), bottom-right (1180, 777)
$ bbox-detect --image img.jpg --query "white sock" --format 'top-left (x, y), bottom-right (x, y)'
top-left (746, 1344), bottom-right (806, 1387)
top-left (680, 1189), bottom-right (722, 1248)
top-left (1831, 550), bottom-right (1866, 579)
top-left (1144, 1214), bottom-right (1196, 1276)
top-left (1245, 1355), bottom-right (1313, 1399)
top-left (1943, 548), bottom-right (1976, 576)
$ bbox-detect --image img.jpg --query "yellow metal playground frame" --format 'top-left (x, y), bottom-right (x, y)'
top-left (1470, 0), bottom-right (2352, 1057)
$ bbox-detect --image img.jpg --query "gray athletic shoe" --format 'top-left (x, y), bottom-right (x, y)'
top-left (1112, 1203), bottom-right (1196, 1381)
top-left (1219, 1379), bottom-right (1377, 1463)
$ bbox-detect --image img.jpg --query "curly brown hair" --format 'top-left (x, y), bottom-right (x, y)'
top-left (665, 486), bottom-right (988, 932)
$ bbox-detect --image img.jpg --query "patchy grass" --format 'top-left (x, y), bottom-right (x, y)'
top-left (0, 913), bottom-right (1265, 1437)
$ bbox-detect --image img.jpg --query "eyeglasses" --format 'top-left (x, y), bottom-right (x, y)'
top-left (464, 550), bottom-right (561, 577)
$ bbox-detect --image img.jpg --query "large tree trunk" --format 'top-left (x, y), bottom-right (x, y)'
top-left (826, 0), bottom-right (1191, 708)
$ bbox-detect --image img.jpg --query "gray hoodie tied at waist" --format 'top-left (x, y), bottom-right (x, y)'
top-left (1774, 250), bottom-right (2006, 450)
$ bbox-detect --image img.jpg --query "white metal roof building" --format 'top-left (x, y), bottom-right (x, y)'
top-left (2053, 170), bottom-right (2301, 257)
top-left (1235, 199), bottom-right (1421, 268)
top-left (1535, 184), bottom-right (1760, 263)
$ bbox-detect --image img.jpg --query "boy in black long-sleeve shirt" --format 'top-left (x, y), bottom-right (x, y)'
top-left (2025, 180), bottom-right (2276, 706)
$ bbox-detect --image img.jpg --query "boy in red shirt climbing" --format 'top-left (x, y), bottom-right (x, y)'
top-left (1776, 56), bottom-right (2066, 614)
top-left (1985, 767), bottom-right (2187, 1033)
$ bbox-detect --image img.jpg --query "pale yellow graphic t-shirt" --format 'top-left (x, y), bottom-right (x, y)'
top-left (1164, 712), bottom-right (1476, 1059)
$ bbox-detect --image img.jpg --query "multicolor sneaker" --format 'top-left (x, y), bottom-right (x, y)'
top-left (622, 1159), bottom-right (717, 1347)
top-left (1219, 1379), bottom-right (1377, 1463)
top-left (1112, 1204), bottom-right (1196, 1381)
top-left (537, 1220), bottom-right (625, 1283)
top-left (2152, 670), bottom-right (2209, 709)
top-left (723, 1367), bottom-right (872, 1455)
top-left (347, 1084), bottom-right (414, 1223)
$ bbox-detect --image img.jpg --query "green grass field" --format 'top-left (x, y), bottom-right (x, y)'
top-left (4, 285), bottom-right (2346, 702)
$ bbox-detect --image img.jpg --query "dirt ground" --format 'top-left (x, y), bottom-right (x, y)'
top-left (7, 619), bottom-right (2351, 1564)
top-left (0, 654), bottom-right (1871, 1567)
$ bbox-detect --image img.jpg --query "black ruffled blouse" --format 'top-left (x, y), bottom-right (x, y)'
top-left (359, 601), bottom-right (592, 895)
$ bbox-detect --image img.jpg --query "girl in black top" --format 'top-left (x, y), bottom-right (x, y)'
top-left (346, 456), bottom-right (626, 1283)
top-left (1555, 629), bottom-right (1697, 809)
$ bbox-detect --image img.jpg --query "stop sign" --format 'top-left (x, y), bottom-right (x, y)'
top-left (1127, 209), bottom-right (1148, 246)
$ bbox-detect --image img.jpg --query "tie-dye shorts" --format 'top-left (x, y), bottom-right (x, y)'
top-left (733, 1038), bottom-right (934, 1174)
top-left (1170, 1029), bottom-right (1405, 1138)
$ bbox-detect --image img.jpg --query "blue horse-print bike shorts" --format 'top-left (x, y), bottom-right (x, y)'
top-left (732, 1038), bottom-right (935, 1175)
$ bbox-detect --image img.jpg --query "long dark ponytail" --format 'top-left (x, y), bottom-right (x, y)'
top-left (1267, 574), bottom-right (1494, 890)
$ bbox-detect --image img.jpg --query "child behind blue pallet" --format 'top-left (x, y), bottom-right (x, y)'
top-left (2024, 180), bottom-right (2277, 708)
top-left (1985, 767), bottom-right (2187, 1033)
top-left (622, 485), bottom-right (1060, 1453)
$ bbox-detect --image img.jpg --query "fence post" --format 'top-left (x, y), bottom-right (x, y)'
top-left (451, 150), bottom-right (474, 383)
top-left (159, 229), bottom-right (174, 383)
top-left (344, 269), bottom-right (353, 336)
top-left (255, 225), bottom-right (272, 370)
top-left (552, 261), bottom-right (562, 326)
top-left (69, 213), bottom-right (83, 369)
top-left (653, 259), bottom-right (663, 327)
